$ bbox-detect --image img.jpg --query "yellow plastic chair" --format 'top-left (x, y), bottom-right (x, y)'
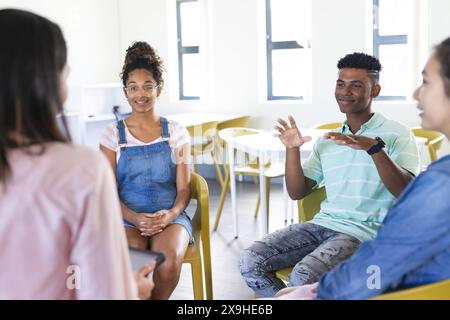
top-left (217, 116), bottom-right (251, 131)
top-left (186, 121), bottom-right (223, 187)
top-left (373, 279), bottom-right (450, 300)
top-left (182, 172), bottom-right (213, 300)
top-left (275, 186), bottom-right (327, 282)
top-left (275, 278), bottom-right (450, 300)
top-left (314, 122), bottom-right (343, 130)
top-left (215, 116), bottom-right (252, 186)
top-left (213, 127), bottom-right (285, 231)
top-left (411, 127), bottom-right (445, 162)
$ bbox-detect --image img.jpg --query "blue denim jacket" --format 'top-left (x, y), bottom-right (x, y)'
top-left (317, 155), bottom-right (450, 300)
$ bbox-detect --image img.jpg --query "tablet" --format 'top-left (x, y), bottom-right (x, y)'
top-left (129, 247), bottom-right (165, 271)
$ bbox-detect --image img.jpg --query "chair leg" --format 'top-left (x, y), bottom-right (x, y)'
top-left (254, 178), bottom-right (270, 220)
top-left (190, 259), bottom-right (204, 300)
top-left (201, 237), bottom-right (213, 300)
top-left (254, 193), bottom-right (261, 218)
top-left (429, 146), bottom-right (437, 162)
top-left (265, 177), bottom-right (271, 227)
top-left (223, 163), bottom-right (229, 177)
top-left (214, 170), bottom-right (230, 231)
top-left (212, 152), bottom-right (224, 188)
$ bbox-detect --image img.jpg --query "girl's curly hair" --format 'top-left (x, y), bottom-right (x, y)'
top-left (121, 41), bottom-right (165, 87)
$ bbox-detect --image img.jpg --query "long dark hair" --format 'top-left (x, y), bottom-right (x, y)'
top-left (0, 9), bottom-right (70, 183)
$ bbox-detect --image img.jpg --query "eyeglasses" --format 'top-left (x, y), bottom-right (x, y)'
top-left (124, 84), bottom-right (160, 95)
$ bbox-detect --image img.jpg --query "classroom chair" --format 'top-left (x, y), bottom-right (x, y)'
top-left (372, 279), bottom-right (450, 300)
top-left (411, 127), bottom-right (445, 162)
top-left (275, 186), bottom-right (326, 282)
top-left (187, 121), bottom-right (222, 187)
top-left (182, 172), bottom-right (213, 300)
top-left (215, 116), bottom-right (251, 187)
top-left (213, 127), bottom-right (285, 231)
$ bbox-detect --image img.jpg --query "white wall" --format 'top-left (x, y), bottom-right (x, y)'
top-left (429, 0), bottom-right (450, 48)
top-left (0, 0), bottom-right (122, 112)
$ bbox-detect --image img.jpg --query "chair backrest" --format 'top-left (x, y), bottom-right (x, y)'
top-left (217, 116), bottom-right (251, 131)
top-left (218, 127), bottom-right (260, 143)
top-left (187, 121), bottom-right (219, 154)
top-left (373, 279), bottom-right (450, 300)
top-left (190, 172), bottom-right (210, 243)
top-left (187, 121), bottom-right (218, 140)
top-left (297, 186), bottom-right (327, 223)
top-left (411, 127), bottom-right (445, 162)
top-left (314, 122), bottom-right (343, 130)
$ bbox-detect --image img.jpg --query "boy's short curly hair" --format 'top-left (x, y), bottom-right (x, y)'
top-left (337, 52), bottom-right (382, 84)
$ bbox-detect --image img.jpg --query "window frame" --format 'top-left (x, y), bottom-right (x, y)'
top-left (176, 0), bottom-right (200, 100)
top-left (372, 0), bottom-right (408, 101)
top-left (265, 0), bottom-right (306, 101)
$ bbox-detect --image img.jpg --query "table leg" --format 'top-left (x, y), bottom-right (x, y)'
top-left (283, 177), bottom-right (289, 225)
top-left (228, 140), bottom-right (239, 239)
top-left (259, 152), bottom-right (268, 236)
top-left (290, 198), bottom-right (296, 224)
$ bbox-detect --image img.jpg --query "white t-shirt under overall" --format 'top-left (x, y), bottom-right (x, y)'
top-left (100, 119), bottom-right (190, 163)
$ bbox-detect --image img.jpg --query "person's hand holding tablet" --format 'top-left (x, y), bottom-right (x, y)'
top-left (131, 248), bottom-right (166, 300)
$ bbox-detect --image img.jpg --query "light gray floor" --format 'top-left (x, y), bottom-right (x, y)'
top-left (170, 178), bottom-right (296, 300)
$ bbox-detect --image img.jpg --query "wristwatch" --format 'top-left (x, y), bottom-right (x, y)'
top-left (367, 137), bottom-right (385, 155)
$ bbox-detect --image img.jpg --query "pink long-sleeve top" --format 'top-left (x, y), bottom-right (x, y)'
top-left (0, 143), bottom-right (138, 299)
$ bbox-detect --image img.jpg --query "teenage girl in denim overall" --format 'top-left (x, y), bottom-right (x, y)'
top-left (117, 118), bottom-right (192, 239)
top-left (101, 42), bottom-right (192, 300)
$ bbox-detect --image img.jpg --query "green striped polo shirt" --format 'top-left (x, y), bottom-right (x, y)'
top-left (303, 113), bottom-right (420, 242)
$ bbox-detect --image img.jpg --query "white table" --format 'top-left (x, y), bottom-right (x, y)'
top-left (228, 131), bottom-right (428, 239)
top-left (228, 129), bottom-right (326, 239)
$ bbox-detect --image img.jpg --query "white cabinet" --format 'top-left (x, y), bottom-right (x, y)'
top-left (81, 83), bottom-right (130, 149)
top-left (81, 82), bottom-right (130, 121)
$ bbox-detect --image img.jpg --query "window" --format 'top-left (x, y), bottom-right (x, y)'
top-left (265, 0), bottom-right (312, 101)
top-left (176, 0), bottom-right (200, 100)
top-left (372, 0), bottom-right (419, 101)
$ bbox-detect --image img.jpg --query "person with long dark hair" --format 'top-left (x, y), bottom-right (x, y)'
top-left (0, 9), bottom-right (153, 300)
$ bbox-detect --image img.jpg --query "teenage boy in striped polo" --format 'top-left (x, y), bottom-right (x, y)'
top-left (240, 52), bottom-right (420, 298)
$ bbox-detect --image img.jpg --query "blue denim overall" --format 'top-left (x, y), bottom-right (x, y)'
top-left (116, 118), bottom-right (193, 243)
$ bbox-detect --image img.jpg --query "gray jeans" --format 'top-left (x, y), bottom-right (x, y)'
top-left (239, 223), bottom-right (360, 297)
